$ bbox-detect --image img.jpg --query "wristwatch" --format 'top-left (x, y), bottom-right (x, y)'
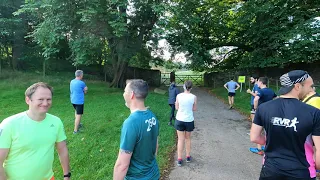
top-left (64, 172), bottom-right (71, 178)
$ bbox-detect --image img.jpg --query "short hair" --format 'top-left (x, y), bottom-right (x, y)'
top-left (184, 80), bottom-right (193, 90)
top-left (258, 77), bottom-right (268, 85)
top-left (251, 75), bottom-right (259, 80)
top-left (127, 79), bottom-right (149, 100)
top-left (75, 70), bottom-right (83, 77)
top-left (25, 82), bottom-right (53, 98)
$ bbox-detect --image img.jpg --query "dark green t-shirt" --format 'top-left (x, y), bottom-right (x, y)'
top-left (120, 109), bottom-right (160, 180)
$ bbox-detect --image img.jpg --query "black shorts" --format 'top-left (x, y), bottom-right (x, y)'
top-left (259, 165), bottom-right (315, 180)
top-left (228, 92), bottom-right (236, 97)
top-left (175, 120), bottom-right (194, 132)
top-left (72, 104), bottom-right (84, 115)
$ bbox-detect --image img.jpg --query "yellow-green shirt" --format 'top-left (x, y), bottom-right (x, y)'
top-left (303, 94), bottom-right (320, 109)
top-left (0, 112), bottom-right (67, 180)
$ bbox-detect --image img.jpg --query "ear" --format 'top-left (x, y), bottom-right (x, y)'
top-left (25, 96), bottom-right (31, 105)
top-left (130, 91), bottom-right (135, 99)
top-left (294, 83), bottom-right (301, 91)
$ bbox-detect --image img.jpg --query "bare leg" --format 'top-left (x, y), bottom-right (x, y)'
top-left (74, 113), bottom-right (82, 132)
top-left (185, 131), bottom-right (192, 157)
top-left (231, 96), bottom-right (234, 107)
top-left (177, 130), bottom-right (185, 160)
top-left (228, 96), bottom-right (231, 107)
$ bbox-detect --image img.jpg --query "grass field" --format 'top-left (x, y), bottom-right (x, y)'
top-left (0, 71), bottom-right (176, 179)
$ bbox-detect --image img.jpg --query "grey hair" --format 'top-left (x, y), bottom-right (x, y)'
top-left (127, 79), bottom-right (149, 100)
top-left (75, 70), bottom-right (83, 77)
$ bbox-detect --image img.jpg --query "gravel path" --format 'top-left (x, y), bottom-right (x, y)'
top-left (166, 87), bottom-right (262, 180)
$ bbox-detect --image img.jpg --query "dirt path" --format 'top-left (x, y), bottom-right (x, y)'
top-left (166, 87), bottom-right (262, 180)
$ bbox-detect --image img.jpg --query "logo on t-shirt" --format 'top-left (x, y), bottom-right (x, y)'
top-left (271, 117), bottom-right (299, 132)
top-left (145, 117), bottom-right (157, 132)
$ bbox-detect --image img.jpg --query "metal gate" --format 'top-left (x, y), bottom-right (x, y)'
top-left (161, 72), bottom-right (203, 86)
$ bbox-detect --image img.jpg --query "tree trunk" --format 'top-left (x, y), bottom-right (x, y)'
top-left (109, 37), bottom-right (130, 88)
top-left (110, 59), bottom-right (128, 88)
top-left (12, 0), bottom-right (25, 71)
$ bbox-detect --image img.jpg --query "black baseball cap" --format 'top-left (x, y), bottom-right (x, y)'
top-left (278, 70), bottom-right (309, 95)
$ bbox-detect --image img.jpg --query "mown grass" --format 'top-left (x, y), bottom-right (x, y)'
top-left (0, 71), bottom-right (176, 179)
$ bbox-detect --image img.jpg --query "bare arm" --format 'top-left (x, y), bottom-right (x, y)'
top-left (313, 136), bottom-right (320, 170)
top-left (155, 137), bottom-right (159, 156)
top-left (235, 83), bottom-right (240, 90)
top-left (56, 141), bottom-right (70, 180)
top-left (246, 89), bottom-right (258, 97)
top-left (84, 86), bottom-right (88, 94)
top-left (250, 124), bottom-right (266, 145)
top-left (175, 98), bottom-right (179, 110)
top-left (0, 149), bottom-right (9, 180)
top-left (113, 150), bottom-right (132, 180)
top-left (193, 96), bottom-right (197, 111)
top-left (254, 96), bottom-right (260, 110)
top-left (224, 84), bottom-right (228, 90)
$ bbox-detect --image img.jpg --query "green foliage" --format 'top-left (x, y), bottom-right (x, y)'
top-left (165, 0), bottom-right (320, 71)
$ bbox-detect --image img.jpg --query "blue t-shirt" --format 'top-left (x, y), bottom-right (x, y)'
top-left (254, 98), bottom-right (320, 178)
top-left (251, 84), bottom-right (260, 105)
top-left (226, 81), bottom-right (238, 93)
top-left (70, 79), bottom-right (86, 104)
top-left (257, 88), bottom-right (277, 106)
top-left (120, 110), bottom-right (160, 180)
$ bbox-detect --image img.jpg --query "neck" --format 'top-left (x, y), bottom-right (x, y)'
top-left (129, 101), bottom-right (147, 113)
top-left (76, 77), bottom-right (81, 80)
top-left (26, 110), bottom-right (46, 121)
top-left (280, 92), bottom-right (299, 99)
top-left (261, 85), bottom-right (267, 89)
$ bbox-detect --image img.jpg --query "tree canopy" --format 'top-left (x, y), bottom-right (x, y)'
top-left (165, 0), bottom-right (320, 72)
top-left (0, 0), bottom-right (319, 82)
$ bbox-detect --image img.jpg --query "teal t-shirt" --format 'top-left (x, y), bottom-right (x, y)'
top-left (120, 110), bottom-right (160, 180)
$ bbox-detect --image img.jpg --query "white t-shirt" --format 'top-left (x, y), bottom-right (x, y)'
top-left (176, 93), bottom-right (196, 122)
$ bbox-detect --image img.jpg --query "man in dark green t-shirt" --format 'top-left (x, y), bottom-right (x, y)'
top-left (113, 79), bottom-right (160, 180)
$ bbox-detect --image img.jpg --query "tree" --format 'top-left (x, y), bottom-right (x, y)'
top-left (165, 0), bottom-right (320, 72)
top-left (18, 0), bottom-right (167, 87)
top-left (0, 0), bottom-right (27, 71)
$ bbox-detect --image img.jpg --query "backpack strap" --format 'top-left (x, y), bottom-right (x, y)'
top-left (303, 93), bottom-right (320, 103)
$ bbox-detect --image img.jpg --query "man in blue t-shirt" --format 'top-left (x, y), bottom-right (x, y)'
top-left (70, 70), bottom-right (88, 134)
top-left (250, 77), bottom-right (277, 155)
top-left (250, 70), bottom-right (320, 180)
top-left (224, 78), bottom-right (240, 109)
top-left (247, 75), bottom-right (259, 120)
top-left (113, 79), bottom-right (159, 180)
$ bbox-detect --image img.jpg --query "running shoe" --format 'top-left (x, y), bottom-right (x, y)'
top-left (186, 156), bottom-right (191, 163)
top-left (177, 159), bottom-right (182, 167)
top-left (249, 147), bottom-right (264, 155)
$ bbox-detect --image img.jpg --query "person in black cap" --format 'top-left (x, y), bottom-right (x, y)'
top-left (250, 70), bottom-right (320, 180)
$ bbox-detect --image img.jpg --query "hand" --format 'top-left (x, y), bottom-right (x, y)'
top-left (246, 89), bottom-right (251, 93)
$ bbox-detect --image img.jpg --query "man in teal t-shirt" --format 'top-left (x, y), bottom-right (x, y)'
top-left (113, 79), bottom-right (160, 180)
